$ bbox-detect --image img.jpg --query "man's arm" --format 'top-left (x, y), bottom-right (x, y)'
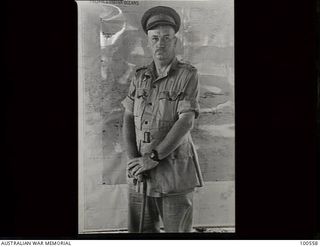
top-left (154, 111), bottom-right (195, 160)
top-left (155, 68), bottom-right (200, 160)
top-left (123, 110), bottom-right (139, 159)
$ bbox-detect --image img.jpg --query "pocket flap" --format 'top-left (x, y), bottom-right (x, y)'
top-left (159, 91), bottom-right (183, 101)
top-left (136, 88), bottom-right (149, 98)
top-left (159, 91), bottom-right (169, 100)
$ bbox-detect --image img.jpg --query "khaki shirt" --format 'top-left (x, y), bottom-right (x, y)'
top-left (122, 57), bottom-right (204, 196)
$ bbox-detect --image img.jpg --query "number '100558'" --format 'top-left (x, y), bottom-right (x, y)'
top-left (300, 241), bottom-right (318, 245)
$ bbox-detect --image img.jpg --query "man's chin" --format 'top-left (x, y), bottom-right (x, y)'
top-left (155, 54), bottom-right (167, 60)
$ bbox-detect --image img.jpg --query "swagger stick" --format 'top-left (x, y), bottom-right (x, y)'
top-left (139, 177), bottom-right (147, 233)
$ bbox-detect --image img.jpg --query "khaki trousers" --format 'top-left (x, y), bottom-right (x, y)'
top-left (128, 186), bottom-right (193, 233)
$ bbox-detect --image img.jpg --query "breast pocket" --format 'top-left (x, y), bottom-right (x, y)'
top-left (158, 91), bottom-right (182, 122)
top-left (133, 88), bottom-right (149, 117)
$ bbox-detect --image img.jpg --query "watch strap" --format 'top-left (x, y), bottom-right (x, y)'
top-left (150, 149), bottom-right (160, 161)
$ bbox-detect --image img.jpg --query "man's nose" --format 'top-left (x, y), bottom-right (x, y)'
top-left (158, 38), bottom-right (166, 47)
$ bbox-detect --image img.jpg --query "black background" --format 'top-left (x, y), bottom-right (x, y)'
top-left (2, 0), bottom-right (319, 240)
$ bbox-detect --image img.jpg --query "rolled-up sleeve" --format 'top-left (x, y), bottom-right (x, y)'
top-left (177, 70), bottom-right (200, 118)
top-left (121, 77), bottom-right (136, 113)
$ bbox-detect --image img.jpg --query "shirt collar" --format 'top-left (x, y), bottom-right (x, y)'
top-left (145, 56), bottom-right (179, 78)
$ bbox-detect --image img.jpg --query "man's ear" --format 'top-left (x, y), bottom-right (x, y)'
top-left (174, 36), bottom-right (178, 46)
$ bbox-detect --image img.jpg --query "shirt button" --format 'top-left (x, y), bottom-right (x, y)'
top-left (145, 121), bottom-right (148, 124)
top-left (149, 102), bottom-right (152, 106)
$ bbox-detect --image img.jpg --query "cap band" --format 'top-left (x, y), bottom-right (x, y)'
top-left (146, 13), bottom-right (176, 30)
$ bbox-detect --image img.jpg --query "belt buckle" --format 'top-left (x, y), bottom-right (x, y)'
top-left (143, 131), bottom-right (151, 143)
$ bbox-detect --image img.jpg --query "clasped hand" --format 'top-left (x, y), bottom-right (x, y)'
top-left (127, 154), bottom-right (159, 177)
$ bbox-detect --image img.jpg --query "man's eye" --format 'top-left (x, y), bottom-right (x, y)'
top-left (152, 37), bottom-right (159, 42)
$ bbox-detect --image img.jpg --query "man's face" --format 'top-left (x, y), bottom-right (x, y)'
top-left (147, 25), bottom-right (177, 63)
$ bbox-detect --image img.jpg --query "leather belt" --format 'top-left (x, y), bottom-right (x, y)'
top-left (135, 128), bottom-right (168, 144)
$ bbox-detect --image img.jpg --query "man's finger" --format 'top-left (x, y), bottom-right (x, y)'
top-left (134, 167), bottom-right (145, 176)
top-left (127, 158), bottom-right (140, 166)
top-left (131, 164), bottom-right (142, 175)
top-left (128, 160), bottom-right (141, 169)
top-left (133, 167), bottom-right (144, 176)
top-left (127, 167), bottom-right (135, 178)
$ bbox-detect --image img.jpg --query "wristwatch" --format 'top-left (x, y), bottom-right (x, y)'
top-left (149, 149), bottom-right (160, 161)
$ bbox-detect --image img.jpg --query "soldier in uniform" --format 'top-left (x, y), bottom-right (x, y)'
top-left (121, 6), bottom-right (204, 233)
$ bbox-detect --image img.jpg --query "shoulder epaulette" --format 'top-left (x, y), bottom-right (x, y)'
top-left (177, 61), bottom-right (197, 71)
top-left (135, 66), bottom-right (148, 73)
